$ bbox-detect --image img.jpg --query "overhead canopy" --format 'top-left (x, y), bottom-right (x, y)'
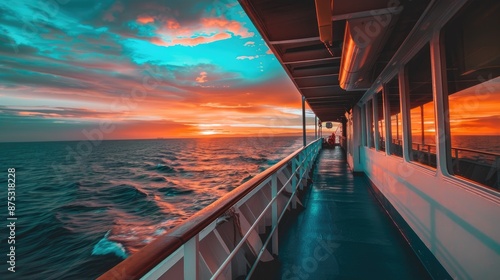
top-left (239, 0), bottom-right (430, 122)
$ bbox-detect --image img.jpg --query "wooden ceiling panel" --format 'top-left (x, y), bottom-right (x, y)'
top-left (295, 75), bottom-right (339, 88)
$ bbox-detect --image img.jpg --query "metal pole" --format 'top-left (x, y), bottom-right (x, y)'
top-left (302, 96), bottom-right (306, 147)
top-left (271, 174), bottom-right (278, 254)
top-left (315, 116), bottom-right (318, 139)
top-left (184, 235), bottom-right (199, 279)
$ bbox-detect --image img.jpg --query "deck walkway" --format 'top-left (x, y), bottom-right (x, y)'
top-left (276, 146), bottom-right (430, 279)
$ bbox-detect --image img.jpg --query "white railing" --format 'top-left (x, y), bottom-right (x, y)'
top-left (99, 138), bottom-right (322, 280)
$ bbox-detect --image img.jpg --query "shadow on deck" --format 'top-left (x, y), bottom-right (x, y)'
top-left (254, 146), bottom-right (431, 279)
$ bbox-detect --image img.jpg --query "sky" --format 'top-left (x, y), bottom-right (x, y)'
top-left (0, 0), bottom-right (318, 142)
top-left (447, 77), bottom-right (500, 135)
top-left (2, 1), bottom-right (496, 143)
top-left (409, 77), bottom-right (500, 138)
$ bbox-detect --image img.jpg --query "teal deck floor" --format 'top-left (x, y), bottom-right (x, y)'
top-left (277, 147), bottom-right (430, 279)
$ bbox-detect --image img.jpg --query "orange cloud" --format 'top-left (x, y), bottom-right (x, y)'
top-left (201, 18), bottom-right (254, 38)
top-left (401, 78), bottom-right (500, 137)
top-left (166, 19), bottom-right (180, 29)
top-left (137, 15), bottom-right (154, 24)
top-left (200, 103), bottom-right (251, 109)
top-left (2, 53), bottom-right (308, 140)
top-left (152, 33), bottom-right (231, 47)
top-left (96, 120), bottom-right (198, 139)
top-left (447, 76), bottom-right (499, 135)
top-left (196, 72), bottom-right (208, 83)
top-left (151, 17), bottom-right (254, 47)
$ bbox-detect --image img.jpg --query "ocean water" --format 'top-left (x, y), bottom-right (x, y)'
top-left (0, 136), bottom-right (311, 279)
top-left (408, 135), bottom-right (500, 155)
top-left (451, 135), bottom-right (500, 154)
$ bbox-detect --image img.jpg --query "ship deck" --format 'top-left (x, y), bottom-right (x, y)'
top-left (266, 146), bottom-right (431, 279)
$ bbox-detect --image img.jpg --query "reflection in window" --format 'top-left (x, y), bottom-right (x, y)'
top-left (361, 104), bottom-right (368, 147)
top-left (444, 0), bottom-right (500, 189)
top-left (367, 100), bottom-right (375, 148)
top-left (387, 76), bottom-right (402, 157)
top-left (376, 91), bottom-right (385, 151)
top-left (407, 44), bottom-right (436, 168)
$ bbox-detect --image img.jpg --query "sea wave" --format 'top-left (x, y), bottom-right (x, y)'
top-left (155, 163), bottom-right (176, 173)
top-left (0, 136), bottom-right (306, 279)
top-left (158, 186), bottom-right (194, 196)
top-left (92, 231), bottom-right (129, 259)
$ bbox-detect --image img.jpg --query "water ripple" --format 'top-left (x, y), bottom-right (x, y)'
top-left (0, 136), bottom-right (307, 279)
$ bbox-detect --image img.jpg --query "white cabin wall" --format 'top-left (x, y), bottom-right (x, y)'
top-left (361, 147), bottom-right (500, 280)
top-left (353, 1), bottom-right (500, 278)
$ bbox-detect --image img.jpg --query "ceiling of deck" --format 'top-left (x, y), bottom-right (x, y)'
top-left (239, 0), bottom-right (430, 122)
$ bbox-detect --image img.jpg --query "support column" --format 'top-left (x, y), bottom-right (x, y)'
top-left (315, 116), bottom-right (318, 139)
top-left (373, 95), bottom-right (380, 151)
top-left (302, 95), bottom-right (306, 147)
top-left (383, 85), bottom-right (392, 153)
top-left (430, 30), bottom-right (452, 175)
top-left (399, 66), bottom-right (412, 161)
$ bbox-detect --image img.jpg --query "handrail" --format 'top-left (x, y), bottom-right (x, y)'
top-left (391, 140), bottom-right (500, 158)
top-left (246, 151), bottom-right (313, 279)
top-left (211, 162), bottom-right (295, 279)
top-left (98, 138), bottom-right (322, 280)
top-left (450, 147), bottom-right (500, 158)
top-left (213, 145), bottom-right (316, 279)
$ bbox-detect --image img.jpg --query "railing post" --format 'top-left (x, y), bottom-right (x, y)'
top-left (299, 151), bottom-right (305, 190)
top-left (302, 96), bottom-right (306, 147)
top-left (301, 147), bottom-right (309, 188)
top-left (308, 146), bottom-right (313, 171)
top-left (271, 173), bottom-right (278, 255)
top-left (304, 149), bottom-right (309, 182)
top-left (184, 235), bottom-right (199, 280)
top-left (291, 156), bottom-right (297, 209)
top-left (304, 148), bottom-right (311, 171)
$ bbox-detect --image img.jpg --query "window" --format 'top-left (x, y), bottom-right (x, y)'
top-left (375, 91), bottom-right (385, 151)
top-left (361, 104), bottom-right (367, 146)
top-left (367, 100), bottom-right (375, 148)
top-left (386, 76), bottom-right (403, 157)
top-left (443, 0), bottom-right (500, 189)
top-left (406, 44), bottom-right (437, 168)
